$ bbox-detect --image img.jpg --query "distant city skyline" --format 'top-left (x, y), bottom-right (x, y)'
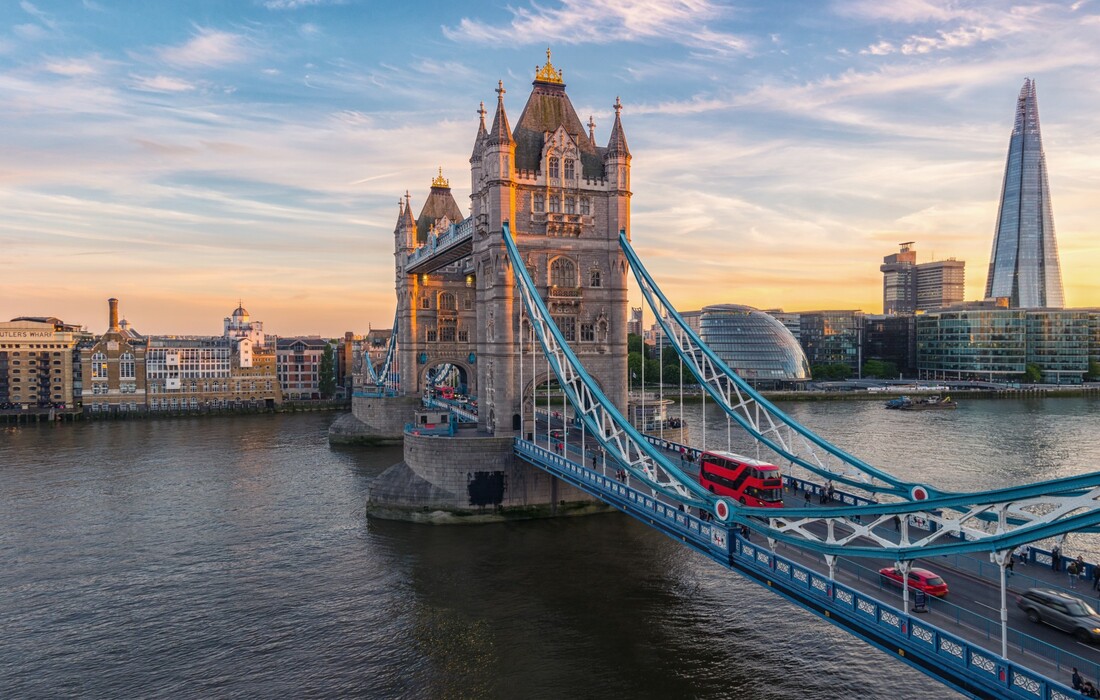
top-left (2, 1), bottom-right (1099, 335)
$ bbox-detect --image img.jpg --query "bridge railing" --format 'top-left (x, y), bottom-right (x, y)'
top-left (404, 421), bottom-right (455, 437)
top-left (405, 217), bottom-right (473, 267)
top-left (515, 437), bottom-right (1083, 699)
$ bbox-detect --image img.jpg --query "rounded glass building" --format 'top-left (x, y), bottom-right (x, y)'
top-left (699, 304), bottom-right (810, 389)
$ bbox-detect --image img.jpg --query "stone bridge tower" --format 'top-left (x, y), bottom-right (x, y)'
top-left (387, 52), bottom-right (630, 436)
top-left (470, 52), bottom-right (630, 434)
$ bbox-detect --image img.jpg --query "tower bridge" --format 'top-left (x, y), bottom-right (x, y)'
top-left (347, 55), bottom-right (1100, 698)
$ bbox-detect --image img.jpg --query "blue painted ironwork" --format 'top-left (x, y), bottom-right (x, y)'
top-left (514, 439), bottom-right (1080, 700)
top-left (405, 217), bottom-right (474, 273)
top-left (503, 223), bottom-right (718, 512)
top-left (620, 231), bottom-right (923, 499)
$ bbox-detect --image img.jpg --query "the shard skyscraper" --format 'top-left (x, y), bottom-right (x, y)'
top-left (985, 78), bottom-right (1065, 308)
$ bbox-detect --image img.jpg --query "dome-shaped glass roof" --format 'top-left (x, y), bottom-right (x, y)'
top-left (699, 304), bottom-right (809, 384)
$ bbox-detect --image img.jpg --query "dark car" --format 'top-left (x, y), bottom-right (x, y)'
top-left (1016, 588), bottom-right (1100, 643)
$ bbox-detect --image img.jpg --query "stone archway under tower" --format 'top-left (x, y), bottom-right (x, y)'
top-left (418, 358), bottom-right (477, 398)
top-left (518, 370), bottom-right (607, 445)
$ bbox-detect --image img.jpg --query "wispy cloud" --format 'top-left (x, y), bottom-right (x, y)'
top-left (158, 28), bottom-right (252, 68)
top-left (43, 57), bottom-right (99, 76)
top-left (261, 0), bottom-right (345, 9)
top-left (130, 74), bottom-right (197, 92)
top-left (20, 1), bottom-right (57, 30)
top-left (444, 0), bottom-right (750, 55)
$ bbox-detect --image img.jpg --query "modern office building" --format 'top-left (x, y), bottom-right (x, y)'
top-left (698, 304), bottom-right (810, 389)
top-left (627, 307), bottom-right (643, 337)
top-left (764, 310), bottom-right (802, 342)
top-left (798, 310), bottom-right (864, 374)
top-left (881, 242), bottom-right (965, 313)
top-left (146, 334), bottom-right (281, 411)
top-left (863, 314), bottom-right (916, 377)
top-left (916, 302), bottom-right (1089, 383)
top-left (1025, 309), bottom-right (1090, 384)
top-left (985, 78), bottom-right (1065, 308)
top-left (915, 259), bottom-right (965, 311)
top-left (0, 316), bottom-right (86, 409)
top-left (80, 298), bottom-right (147, 414)
top-left (881, 242), bottom-right (918, 314)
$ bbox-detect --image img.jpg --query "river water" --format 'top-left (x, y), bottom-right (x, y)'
top-left (1, 397), bottom-right (1098, 699)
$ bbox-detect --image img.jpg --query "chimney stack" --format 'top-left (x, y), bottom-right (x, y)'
top-left (108, 298), bottom-right (119, 330)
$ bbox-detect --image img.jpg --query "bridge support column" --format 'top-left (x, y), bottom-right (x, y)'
top-left (824, 554), bottom-right (837, 582)
top-left (329, 394), bottom-right (422, 445)
top-left (366, 433), bottom-right (610, 523)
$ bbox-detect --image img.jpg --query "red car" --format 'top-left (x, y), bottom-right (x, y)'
top-left (878, 566), bottom-right (949, 597)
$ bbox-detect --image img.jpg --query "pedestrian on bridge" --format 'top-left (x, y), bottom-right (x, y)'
top-left (1092, 564), bottom-right (1100, 591)
top-left (1072, 668), bottom-right (1083, 691)
top-left (1068, 560), bottom-right (1079, 588)
top-left (1052, 544), bottom-right (1062, 572)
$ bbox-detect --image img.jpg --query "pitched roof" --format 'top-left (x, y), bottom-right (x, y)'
top-left (487, 81), bottom-right (514, 146)
top-left (512, 78), bottom-right (603, 177)
top-left (415, 178), bottom-right (464, 244)
top-left (606, 97), bottom-right (630, 159)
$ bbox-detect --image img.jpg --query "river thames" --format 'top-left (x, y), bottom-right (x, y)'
top-left (2, 396), bottom-right (1098, 699)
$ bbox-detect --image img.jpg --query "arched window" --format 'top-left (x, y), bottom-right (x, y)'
top-left (119, 352), bottom-right (135, 379)
top-left (91, 352), bottom-right (107, 380)
top-left (565, 197), bottom-right (575, 214)
top-left (590, 269), bottom-right (601, 287)
top-left (549, 195), bottom-right (560, 213)
top-left (533, 193), bottom-right (544, 212)
top-left (550, 258), bottom-right (576, 288)
top-left (548, 157), bottom-right (560, 179)
top-left (564, 158), bottom-right (575, 180)
top-left (439, 292), bottom-right (456, 311)
top-left (580, 198), bottom-right (590, 215)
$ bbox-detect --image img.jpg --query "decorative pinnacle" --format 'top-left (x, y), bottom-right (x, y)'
top-left (431, 167), bottom-right (449, 188)
top-left (587, 115), bottom-right (596, 140)
top-left (404, 190), bottom-right (410, 204)
top-left (496, 80), bottom-right (506, 99)
top-left (478, 101), bottom-right (486, 123)
top-left (613, 96), bottom-right (622, 116)
top-left (534, 47), bottom-right (564, 84)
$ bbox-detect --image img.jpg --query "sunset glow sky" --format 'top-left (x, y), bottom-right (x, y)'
top-left (2, 0), bottom-right (1098, 336)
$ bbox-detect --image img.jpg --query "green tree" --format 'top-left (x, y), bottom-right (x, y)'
top-left (862, 359), bottom-right (898, 379)
top-left (319, 342), bottom-right (337, 398)
top-left (627, 333), bottom-right (644, 356)
top-left (1024, 363), bottom-right (1042, 383)
top-left (1088, 360), bottom-right (1100, 381)
top-left (811, 363), bottom-right (852, 380)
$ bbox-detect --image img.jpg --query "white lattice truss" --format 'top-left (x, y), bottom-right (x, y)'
top-left (754, 475), bottom-right (1100, 558)
top-left (504, 225), bottom-right (712, 509)
top-left (622, 232), bottom-right (919, 500)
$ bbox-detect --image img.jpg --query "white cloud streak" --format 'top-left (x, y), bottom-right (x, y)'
top-left (157, 28), bottom-right (252, 68)
top-left (444, 0), bottom-right (750, 55)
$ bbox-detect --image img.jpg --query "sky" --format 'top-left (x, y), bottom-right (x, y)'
top-left (1, 0), bottom-right (1098, 336)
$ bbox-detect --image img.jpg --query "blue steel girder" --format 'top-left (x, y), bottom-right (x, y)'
top-left (366, 312), bottom-right (399, 392)
top-left (620, 231), bottom-right (926, 500)
top-left (405, 218), bottom-right (474, 275)
top-left (503, 223), bottom-right (716, 512)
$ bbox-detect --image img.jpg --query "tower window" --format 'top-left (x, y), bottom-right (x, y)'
top-left (439, 292), bottom-right (456, 311)
top-left (549, 157), bottom-right (560, 179)
top-left (580, 198), bottom-right (590, 215)
top-left (565, 197), bottom-right (575, 214)
top-left (550, 257), bottom-right (576, 288)
top-left (564, 158), bottom-right (575, 180)
top-left (590, 270), bottom-right (601, 287)
top-left (553, 315), bottom-right (577, 342)
top-left (533, 193), bottom-right (544, 213)
top-left (580, 324), bottom-right (595, 342)
top-left (549, 196), bottom-right (560, 213)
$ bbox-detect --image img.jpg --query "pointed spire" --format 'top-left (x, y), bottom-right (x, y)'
top-left (605, 96), bottom-right (630, 158)
top-left (477, 101), bottom-right (487, 134)
top-left (587, 115), bottom-right (596, 144)
top-left (403, 190), bottom-right (415, 230)
top-left (488, 80), bottom-right (514, 145)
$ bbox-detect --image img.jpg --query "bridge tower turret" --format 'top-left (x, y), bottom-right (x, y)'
top-left (394, 192), bottom-right (419, 394)
top-left (468, 51), bottom-right (630, 434)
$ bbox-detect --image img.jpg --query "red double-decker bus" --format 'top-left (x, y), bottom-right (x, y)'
top-left (698, 450), bottom-right (784, 507)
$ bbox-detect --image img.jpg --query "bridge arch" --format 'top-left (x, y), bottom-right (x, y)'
top-left (418, 357), bottom-right (476, 396)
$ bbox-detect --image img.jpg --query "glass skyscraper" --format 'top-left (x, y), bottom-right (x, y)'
top-left (985, 78), bottom-right (1065, 308)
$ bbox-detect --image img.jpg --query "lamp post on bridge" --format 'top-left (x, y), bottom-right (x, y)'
top-left (991, 549), bottom-right (1010, 660)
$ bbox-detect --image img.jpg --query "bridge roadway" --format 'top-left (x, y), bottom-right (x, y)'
top-left (531, 414), bottom-right (1100, 692)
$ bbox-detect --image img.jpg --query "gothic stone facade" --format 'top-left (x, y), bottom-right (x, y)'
top-left (394, 56), bottom-right (630, 434)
